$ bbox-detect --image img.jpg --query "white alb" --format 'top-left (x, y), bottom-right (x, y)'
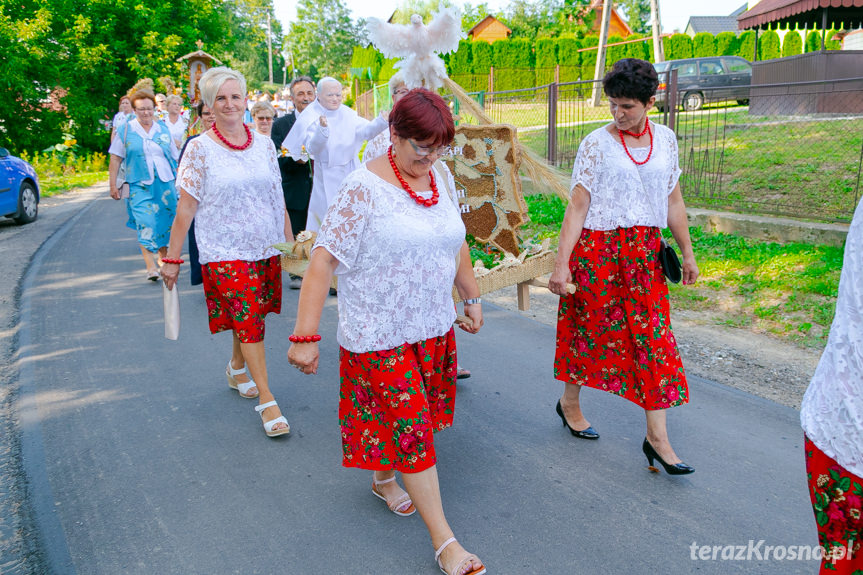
top-left (571, 122), bottom-right (681, 230)
top-left (314, 163), bottom-right (464, 353)
top-left (176, 133), bottom-right (286, 265)
top-left (801, 198), bottom-right (863, 477)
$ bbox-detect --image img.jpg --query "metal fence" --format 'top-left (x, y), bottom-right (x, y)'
top-left (357, 75), bottom-right (863, 223)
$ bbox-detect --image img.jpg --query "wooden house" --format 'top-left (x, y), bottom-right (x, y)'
top-left (467, 16), bottom-right (512, 43)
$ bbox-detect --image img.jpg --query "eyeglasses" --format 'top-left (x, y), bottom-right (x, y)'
top-left (393, 88), bottom-right (409, 97)
top-left (407, 139), bottom-right (447, 157)
top-left (255, 116), bottom-right (274, 122)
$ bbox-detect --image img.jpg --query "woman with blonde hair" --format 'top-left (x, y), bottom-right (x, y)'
top-left (163, 94), bottom-right (188, 148)
top-left (250, 100), bottom-right (276, 137)
top-left (162, 66), bottom-right (293, 437)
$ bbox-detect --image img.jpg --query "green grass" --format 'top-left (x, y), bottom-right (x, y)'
top-left (41, 172), bottom-right (108, 196)
top-left (522, 193), bottom-right (843, 348)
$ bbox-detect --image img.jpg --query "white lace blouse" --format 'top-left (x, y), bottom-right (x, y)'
top-left (362, 131), bottom-right (390, 163)
top-left (176, 133), bottom-right (286, 264)
top-left (572, 122), bottom-right (681, 230)
top-left (314, 163), bottom-right (464, 353)
top-left (801, 199), bottom-right (863, 477)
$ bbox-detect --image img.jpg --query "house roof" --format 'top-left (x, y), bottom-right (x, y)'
top-left (685, 4), bottom-right (747, 35)
top-left (588, 0), bottom-right (633, 37)
top-left (738, 0), bottom-right (863, 30)
top-left (467, 15), bottom-right (511, 36)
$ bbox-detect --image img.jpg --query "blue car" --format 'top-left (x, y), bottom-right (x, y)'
top-left (0, 147), bottom-right (40, 224)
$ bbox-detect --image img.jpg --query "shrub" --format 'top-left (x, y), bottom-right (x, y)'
top-left (805, 30), bottom-right (822, 53)
top-left (447, 39), bottom-right (473, 76)
top-left (826, 29), bottom-right (843, 50)
top-left (737, 30), bottom-right (756, 60)
top-left (492, 38), bottom-right (535, 90)
top-left (378, 58), bottom-right (398, 82)
top-left (715, 31), bottom-right (738, 56)
top-left (472, 40), bottom-right (493, 74)
top-left (579, 35), bottom-right (599, 80)
top-left (782, 30), bottom-right (803, 57)
top-left (350, 46), bottom-right (379, 79)
top-left (693, 32), bottom-right (716, 57)
top-left (605, 35), bottom-right (626, 70)
top-left (536, 38), bottom-right (556, 68)
top-left (666, 33), bottom-right (694, 59)
top-left (556, 37), bottom-right (581, 82)
top-left (624, 35), bottom-right (650, 61)
top-left (758, 29), bottom-right (781, 60)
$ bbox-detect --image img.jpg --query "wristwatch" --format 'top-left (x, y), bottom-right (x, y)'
top-left (463, 298), bottom-right (481, 305)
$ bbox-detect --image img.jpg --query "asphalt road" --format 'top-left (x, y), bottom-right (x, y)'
top-left (14, 192), bottom-right (818, 574)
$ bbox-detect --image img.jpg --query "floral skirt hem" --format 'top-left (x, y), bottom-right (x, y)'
top-left (804, 434), bottom-right (863, 574)
top-left (201, 256), bottom-right (282, 343)
top-left (554, 226), bottom-right (688, 410)
top-left (339, 329), bottom-right (457, 474)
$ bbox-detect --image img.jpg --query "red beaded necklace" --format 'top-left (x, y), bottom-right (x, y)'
top-left (387, 146), bottom-right (439, 207)
top-left (621, 119), bottom-right (650, 138)
top-left (212, 122), bottom-right (252, 151)
top-left (618, 120), bottom-right (653, 166)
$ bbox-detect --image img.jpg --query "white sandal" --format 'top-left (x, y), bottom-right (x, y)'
top-left (371, 475), bottom-right (416, 517)
top-left (255, 400), bottom-right (290, 437)
top-left (435, 537), bottom-right (486, 575)
top-left (226, 361), bottom-right (258, 398)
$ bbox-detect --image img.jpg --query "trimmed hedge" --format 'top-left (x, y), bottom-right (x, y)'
top-left (782, 30), bottom-right (803, 57)
top-left (826, 29), bottom-right (842, 50)
top-left (666, 33), bottom-right (693, 60)
top-left (492, 38), bottom-right (535, 90)
top-left (737, 30), bottom-right (756, 60)
top-left (579, 35), bottom-right (599, 81)
top-left (758, 29), bottom-right (781, 61)
top-left (536, 38), bottom-right (556, 68)
top-left (472, 40), bottom-right (493, 74)
top-left (447, 39), bottom-right (473, 75)
top-left (715, 31), bottom-right (738, 56)
top-left (806, 30), bottom-right (821, 53)
top-left (624, 35), bottom-right (650, 61)
top-left (693, 32), bottom-right (716, 57)
top-left (556, 37), bottom-right (581, 82)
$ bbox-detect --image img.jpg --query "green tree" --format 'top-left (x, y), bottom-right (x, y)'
top-left (501, 0), bottom-right (560, 40)
top-left (758, 29), bottom-right (781, 60)
top-left (805, 30), bottom-right (821, 53)
top-left (616, 0), bottom-right (651, 35)
top-left (693, 32), bottom-right (716, 57)
top-left (286, 0), bottom-right (360, 79)
top-left (782, 30), bottom-right (803, 57)
top-left (461, 2), bottom-right (492, 32)
top-left (391, 0), bottom-right (457, 25)
top-left (715, 31), bottom-right (738, 56)
top-left (737, 29), bottom-right (756, 60)
top-left (472, 40), bottom-right (494, 74)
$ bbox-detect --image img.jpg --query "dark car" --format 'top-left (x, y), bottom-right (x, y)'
top-left (654, 56), bottom-right (752, 112)
top-left (0, 147), bottom-right (40, 224)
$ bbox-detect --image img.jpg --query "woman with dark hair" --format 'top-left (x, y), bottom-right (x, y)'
top-left (288, 88), bottom-right (486, 575)
top-left (549, 58), bottom-right (699, 474)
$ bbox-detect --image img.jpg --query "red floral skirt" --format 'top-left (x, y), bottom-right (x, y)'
top-left (554, 226), bottom-right (688, 410)
top-left (805, 434), bottom-right (863, 573)
top-left (339, 328), bottom-right (458, 474)
top-left (201, 255), bottom-right (282, 343)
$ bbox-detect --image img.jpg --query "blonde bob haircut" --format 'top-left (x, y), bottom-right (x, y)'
top-left (165, 94), bottom-right (183, 107)
top-left (250, 100), bottom-right (276, 118)
top-left (198, 66), bottom-right (247, 109)
top-left (388, 71), bottom-right (407, 96)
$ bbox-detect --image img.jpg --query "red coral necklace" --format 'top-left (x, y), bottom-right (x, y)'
top-left (618, 120), bottom-right (653, 166)
top-left (212, 122), bottom-right (252, 151)
top-left (388, 146), bottom-right (439, 207)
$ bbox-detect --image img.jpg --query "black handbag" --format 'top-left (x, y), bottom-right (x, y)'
top-left (658, 237), bottom-right (682, 284)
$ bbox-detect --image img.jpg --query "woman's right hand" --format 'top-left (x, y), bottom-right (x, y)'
top-left (288, 342), bottom-right (319, 375)
top-left (109, 185), bottom-right (120, 200)
top-left (161, 263), bottom-right (180, 290)
top-left (548, 264), bottom-right (573, 296)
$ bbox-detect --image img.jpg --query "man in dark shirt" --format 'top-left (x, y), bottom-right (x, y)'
top-left (271, 76), bottom-right (315, 289)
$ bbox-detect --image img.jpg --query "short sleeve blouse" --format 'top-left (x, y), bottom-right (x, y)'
top-left (176, 133), bottom-right (285, 264)
top-left (572, 122), bottom-right (681, 230)
top-left (314, 163), bottom-right (464, 353)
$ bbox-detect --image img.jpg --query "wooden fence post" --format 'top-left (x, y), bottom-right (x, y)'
top-left (547, 82), bottom-right (558, 166)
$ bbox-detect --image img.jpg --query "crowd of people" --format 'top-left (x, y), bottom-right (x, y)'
top-left (105, 58), bottom-right (862, 575)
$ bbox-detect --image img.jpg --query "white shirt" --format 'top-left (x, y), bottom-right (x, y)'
top-left (314, 163), bottom-right (464, 353)
top-left (571, 122), bottom-right (681, 230)
top-left (108, 119), bottom-right (179, 185)
top-left (164, 116), bottom-right (188, 145)
top-left (176, 133), bottom-right (286, 264)
top-left (801, 198), bottom-right (863, 477)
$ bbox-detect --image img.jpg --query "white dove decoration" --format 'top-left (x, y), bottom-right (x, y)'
top-left (366, 7), bottom-right (464, 91)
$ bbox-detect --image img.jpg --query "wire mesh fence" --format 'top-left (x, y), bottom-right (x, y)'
top-left (355, 74), bottom-right (863, 223)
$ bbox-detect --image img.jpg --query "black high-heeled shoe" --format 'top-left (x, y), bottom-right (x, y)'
top-left (555, 400), bottom-right (599, 439)
top-left (642, 438), bottom-right (694, 475)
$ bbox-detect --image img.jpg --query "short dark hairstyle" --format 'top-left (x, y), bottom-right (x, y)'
top-left (195, 100), bottom-right (207, 116)
top-left (289, 76), bottom-right (315, 95)
top-left (603, 58), bottom-right (659, 105)
top-left (390, 88), bottom-right (455, 148)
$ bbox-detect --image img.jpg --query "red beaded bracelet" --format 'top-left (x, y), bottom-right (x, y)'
top-left (162, 258), bottom-right (184, 265)
top-left (289, 334), bottom-right (321, 343)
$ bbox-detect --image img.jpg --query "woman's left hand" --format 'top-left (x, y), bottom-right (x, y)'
top-left (459, 303), bottom-right (483, 334)
top-left (682, 257), bottom-right (700, 286)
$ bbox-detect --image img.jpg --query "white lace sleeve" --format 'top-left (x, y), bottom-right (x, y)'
top-left (176, 137), bottom-right (206, 201)
top-left (662, 126), bottom-right (682, 195)
top-left (362, 132), bottom-right (390, 163)
top-left (571, 134), bottom-right (601, 198)
top-left (314, 175), bottom-right (371, 274)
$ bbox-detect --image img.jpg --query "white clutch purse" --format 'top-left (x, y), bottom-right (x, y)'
top-left (162, 282), bottom-right (180, 340)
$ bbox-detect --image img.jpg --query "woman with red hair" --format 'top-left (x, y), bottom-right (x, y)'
top-left (288, 88), bottom-right (486, 575)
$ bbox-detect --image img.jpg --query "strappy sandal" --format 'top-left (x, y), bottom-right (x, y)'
top-left (435, 537), bottom-right (486, 575)
top-left (226, 361), bottom-right (259, 398)
top-left (371, 475), bottom-right (416, 517)
top-left (255, 400), bottom-right (290, 437)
